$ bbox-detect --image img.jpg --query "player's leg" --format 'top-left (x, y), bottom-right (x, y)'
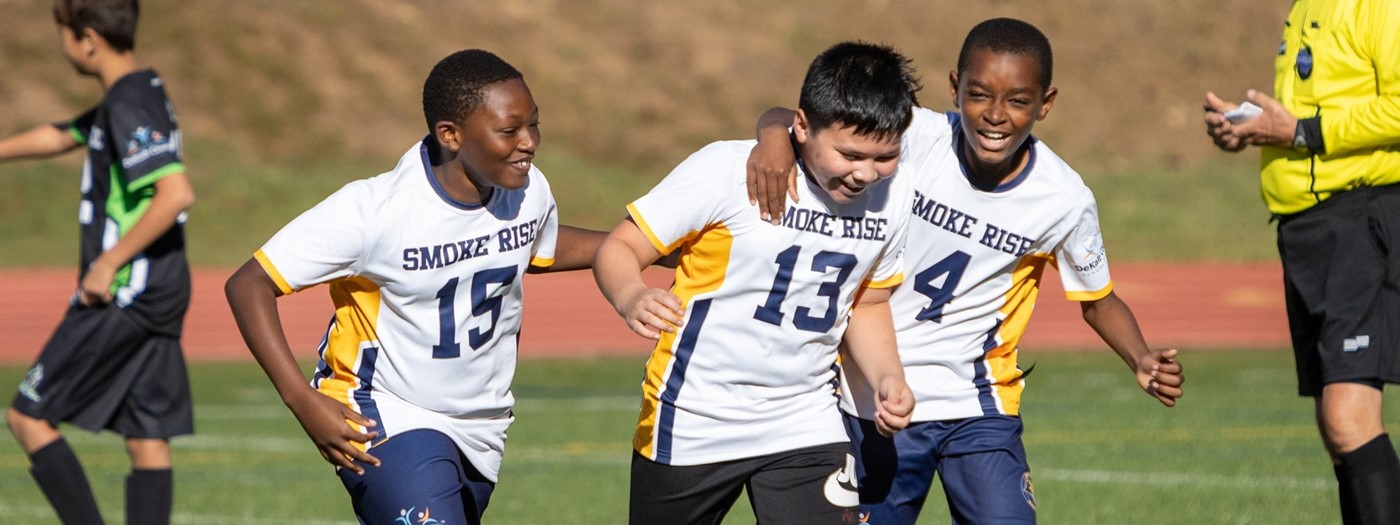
top-left (936, 416), bottom-right (1036, 525)
top-left (1281, 187), bottom-right (1400, 524)
top-left (112, 336), bottom-right (192, 525)
top-left (337, 429), bottom-right (493, 525)
top-left (630, 451), bottom-right (748, 525)
top-left (6, 409), bottom-right (102, 525)
top-left (124, 438), bottom-right (173, 525)
top-left (1317, 383), bottom-right (1397, 525)
top-left (7, 306), bottom-right (150, 525)
top-left (844, 415), bottom-right (939, 525)
top-left (745, 442), bottom-right (857, 525)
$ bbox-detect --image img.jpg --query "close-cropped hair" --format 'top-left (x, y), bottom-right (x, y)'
top-left (52, 0), bottom-right (139, 52)
top-left (957, 17), bottom-right (1054, 91)
top-left (798, 41), bottom-right (921, 142)
top-left (422, 49), bottom-right (524, 133)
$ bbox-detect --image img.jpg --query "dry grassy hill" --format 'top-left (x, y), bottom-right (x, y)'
top-left (2, 0), bottom-right (1287, 175)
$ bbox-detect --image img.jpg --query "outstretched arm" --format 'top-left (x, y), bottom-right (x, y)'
top-left (592, 219), bottom-right (683, 340)
top-left (841, 287), bottom-right (914, 436)
top-left (0, 124), bottom-right (80, 162)
top-left (746, 107), bottom-right (800, 223)
top-left (1080, 291), bottom-right (1184, 407)
top-left (225, 259), bottom-right (381, 473)
top-left (528, 225), bottom-right (607, 274)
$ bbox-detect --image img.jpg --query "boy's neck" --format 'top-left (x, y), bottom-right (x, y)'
top-left (958, 132), bottom-right (1032, 191)
top-left (94, 52), bottom-right (139, 90)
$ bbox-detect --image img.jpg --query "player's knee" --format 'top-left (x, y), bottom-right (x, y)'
top-left (125, 438), bottom-right (172, 468)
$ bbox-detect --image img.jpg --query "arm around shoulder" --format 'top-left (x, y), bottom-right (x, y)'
top-left (528, 224), bottom-right (607, 274)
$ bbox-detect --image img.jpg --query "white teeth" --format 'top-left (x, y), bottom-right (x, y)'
top-left (981, 131), bottom-right (1008, 139)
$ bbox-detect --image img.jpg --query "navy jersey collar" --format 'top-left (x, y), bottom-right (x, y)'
top-left (420, 137), bottom-right (488, 210)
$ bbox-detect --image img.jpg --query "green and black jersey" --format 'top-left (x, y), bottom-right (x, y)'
top-left (58, 69), bottom-right (190, 336)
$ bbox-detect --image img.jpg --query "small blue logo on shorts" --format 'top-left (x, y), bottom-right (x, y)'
top-left (395, 506), bottom-right (445, 525)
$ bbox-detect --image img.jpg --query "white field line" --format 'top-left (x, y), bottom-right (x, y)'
top-left (0, 504), bottom-right (355, 525)
top-left (194, 396), bottom-right (640, 421)
top-left (1036, 468), bottom-right (1332, 491)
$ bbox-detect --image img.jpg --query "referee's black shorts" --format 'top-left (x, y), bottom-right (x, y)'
top-left (1278, 183), bottom-right (1400, 397)
top-left (11, 303), bottom-right (193, 439)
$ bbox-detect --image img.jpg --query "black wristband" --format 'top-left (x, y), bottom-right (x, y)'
top-left (1295, 116), bottom-right (1325, 153)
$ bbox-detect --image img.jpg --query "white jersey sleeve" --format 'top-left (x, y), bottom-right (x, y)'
top-left (256, 181), bottom-right (371, 293)
top-left (628, 142), bottom-right (739, 254)
top-left (1054, 197), bottom-right (1113, 300)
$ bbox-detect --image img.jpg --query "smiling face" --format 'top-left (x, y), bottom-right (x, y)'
top-left (794, 111), bottom-right (902, 203)
top-left (434, 77), bottom-right (540, 203)
top-left (950, 48), bottom-right (1057, 185)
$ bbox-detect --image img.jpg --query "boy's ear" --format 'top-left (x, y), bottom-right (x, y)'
top-left (1037, 86), bottom-right (1059, 121)
top-left (947, 70), bottom-right (960, 107)
top-left (433, 120), bottom-right (463, 153)
top-left (81, 27), bottom-right (101, 56)
top-left (792, 109), bottom-right (811, 144)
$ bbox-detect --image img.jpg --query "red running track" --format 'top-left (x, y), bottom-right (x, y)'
top-left (0, 263), bottom-right (1289, 364)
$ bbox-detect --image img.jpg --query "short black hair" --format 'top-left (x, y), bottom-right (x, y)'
top-left (957, 18), bottom-right (1053, 91)
top-left (52, 0), bottom-right (139, 52)
top-left (422, 49), bottom-right (523, 133)
top-left (798, 41), bottom-right (920, 142)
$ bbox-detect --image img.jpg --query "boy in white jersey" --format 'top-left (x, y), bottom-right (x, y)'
top-left (748, 19), bottom-right (1186, 524)
top-left (225, 50), bottom-right (604, 525)
top-left (594, 42), bottom-right (918, 525)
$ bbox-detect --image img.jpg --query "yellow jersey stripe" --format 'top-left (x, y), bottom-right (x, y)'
top-left (253, 249), bottom-right (295, 295)
top-left (634, 223), bottom-right (734, 459)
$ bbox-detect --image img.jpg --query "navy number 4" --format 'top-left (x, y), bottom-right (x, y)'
top-left (432, 265), bottom-right (517, 358)
top-left (912, 251), bottom-right (971, 323)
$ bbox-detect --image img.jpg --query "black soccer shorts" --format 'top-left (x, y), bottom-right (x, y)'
top-left (1278, 183), bottom-right (1400, 396)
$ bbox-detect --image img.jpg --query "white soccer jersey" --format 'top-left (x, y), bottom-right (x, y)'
top-left (628, 138), bottom-right (917, 466)
top-left (840, 109), bottom-right (1113, 422)
top-left (254, 140), bottom-right (559, 482)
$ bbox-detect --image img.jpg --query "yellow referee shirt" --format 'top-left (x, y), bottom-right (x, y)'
top-left (1262, 0), bottom-right (1400, 215)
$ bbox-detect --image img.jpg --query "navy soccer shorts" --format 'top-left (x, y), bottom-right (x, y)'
top-left (1278, 183), bottom-right (1400, 396)
top-left (630, 442), bottom-right (859, 525)
top-left (845, 414), bottom-right (1036, 525)
top-left (11, 304), bottom-right (192, 439)
top-left (336, 429), bottom-right (495, 525)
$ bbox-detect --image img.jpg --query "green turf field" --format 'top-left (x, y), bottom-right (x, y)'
top-left (2, 350), bottom-right (1393, 524)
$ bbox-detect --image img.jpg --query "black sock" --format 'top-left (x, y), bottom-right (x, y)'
top-left (1334, 463), bottom-right (1360, 524)
top-left (1336, 433), bottom-right (1400, 525)
top-left (29, 438), bottom-right (105, 525)
top-left (126, 468), bottom-right (173, 525)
